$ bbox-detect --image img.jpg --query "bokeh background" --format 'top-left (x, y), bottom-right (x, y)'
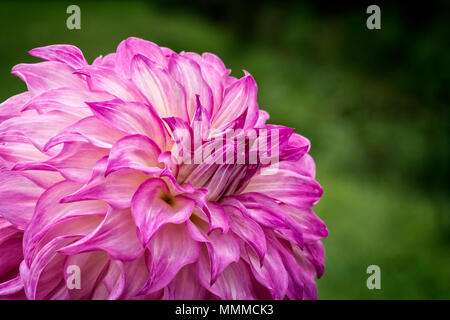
top-left (0, 0), bottom-right (448, 299)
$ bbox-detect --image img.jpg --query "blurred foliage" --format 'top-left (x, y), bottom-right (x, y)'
top-left (0, 0), bottom-right (448, 299)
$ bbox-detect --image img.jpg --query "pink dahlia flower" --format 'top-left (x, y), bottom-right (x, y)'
top-left (0, 37), bottom-right (327, 300)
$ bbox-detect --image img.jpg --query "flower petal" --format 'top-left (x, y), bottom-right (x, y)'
top-left (87, 99), bottom-right (168, 150)
top-left (131, 54), bottom-right (188, 121)
top-left (12, 62), bottom-right (86, 96)
top-left (168, 54), bottom-right (213, 119)
top-left (131, 178), bottom-right (195, 245)
top-left (105, 134), bottom-right (163, 176)
top-left (196, 250), bottom-right (255, 300)
top-left (60, 207), bottom-right (144, 261)
top-left (13, 142), bottom-right (109, 183)
top-left (29, 45), bottom-right (88, 69)
top-left (115, 37), bottom-right (167, 77)
top-left (60, 157), bottom-right (148, 209)
top-left (0, 169), bottom-right (44, 229)
top-left (212, 73), bottom-right (258, 129)
top-left (140, 223), bottom-right (200, 294)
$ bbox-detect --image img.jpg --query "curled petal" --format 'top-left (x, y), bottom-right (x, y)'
top-left (12, 61), bottom-right (86, 96)
top-left (60, 207), bottom-right (144, 261)
top-left (29, 45), bottom-right (88, 69)
top-left (140, 223), bottom-right (200, 294)
top-left (131, 178), bottom-right (195, 245)
top-left (0, 169), bottom-right (44, 229)
top-left (212, 73), bottom-right (258, 129)
top-left (131, 54), bottom-right (188, 121)
top-left (106, 134), bottom-right (163, 176)
top-left (61, 157), bottom-right (148, 209)
top-left (87, 99), bottom-right (168, 150)
top-left (168, 54), bottom-right (213, 118)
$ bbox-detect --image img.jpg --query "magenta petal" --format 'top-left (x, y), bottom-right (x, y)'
top-left (168, 54), bottom-right (213, 119)
top-left (131, 178), bottom-right (195, 245)
top-left (44, 116), bottom-right (126, 151)
top-left (196, 250), bottom-right (255, 300)
top-left (22, 87), bottom-right (112, 118)
top-left (63, 251), bottom-right (109, 300)
top-left (205, 201), bottom-right (230, 234)
top-left (76, 65), bottom-right (144, 102)
top-left (87, 99), bottom-right (168, 150)
top-left (165, 264), bottom-right (207, 300)
top-left (243, 164), bottom-right (323, 208)
top-left (115, 37), bottom-right (167, 78)
top-left (0, 92), bottom-right (31, 122)
top-left (29, 45), bottom-right (88, 69)
top-left (131, 54), bottom-right (189, 121)
top-left (222, 201), bottom-right (267, 262)
top-left (0, 169), bottom-right (44, 229)
top-left (13, 142), bottom-right (109, 183)
top-left (140, 223), bottom-right (200, 294)
top-left (206, 229), bottom-right (240, 285)
top-left (0, 111), bottom-right (79, 151)
top-left (106, 134), bottom-right (163, 176)
top-left (12, 61), bottom-right (86, 96)
top-left (23, 180), bottom-right (106, 265)
top-left (212, 73), bottom-right (258, 129)
top-left (246, 241), bottom-right (289, 300)
top-left (0, 275), bottom-right (23, 296)
top-left (61, 157), bottom-right (148, 208)
top-left (60, 207), bottom-right (144, 261)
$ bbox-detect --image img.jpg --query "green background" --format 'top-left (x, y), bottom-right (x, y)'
top-left (0, 0), bottom-right (448, 299)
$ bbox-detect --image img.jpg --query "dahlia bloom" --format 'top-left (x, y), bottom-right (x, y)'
top-left (0, 37), bottom-right (327, 300)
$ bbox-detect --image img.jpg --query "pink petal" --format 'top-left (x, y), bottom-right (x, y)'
top-left (140, 223), bottom-right (200, 294)
top-left (0, 92), bottom-right (31, 122)
top-left (61, 157), bottom-right (148, 209)
top-left (23, 87), bottom-right (112, 118)
top-left (63, 251), bottom-right (109, 300)
top-left (0, 111), bottom-right (79, 151)
top-left (76, 66), bottom-right (144, 102)
top-left (87, 99), bottom-right (168, 150)
top-left (106, 134), bottom-right (163, 176)
top-left (243, 163), bottom-right (323, 208)
top-left (0, 142), bottom-right (48, 169)
top-left (44, 116), bottom-right (126, 151)
top-left (131, 178), bottom-right (195, 245)
top-left (0, 275), bottom-right (23, 296)
top-left (168, 54), bottom-right (213, 118)
top-left (246, 240), bottom-right (289, 300)
top-left (12, 61), bottom-right (87, 96)
top-left (196, 250), bottom-right (255, 300)
top-left (281, 205), bottom-right (328, 243)
top-left (165, 264), bottom-right (207, 299)
top-left (0, 169), bottom-right (44, 229)
top-left (180, 52), bottom-right (225, 115)
top-left (23, 180), bottom-right (107, 265)
top-left (131, 54), bottom-right (189, 121)
top-left (115, 37), bottom-right (167, 78)
top-left (108, 255), bottom-right (148, 299)
top-left (13, 142), bottom-right (109, 183)
top-left (29, 45), bottom-right (88, 69)
top-left (221, 200), bottom-right (267, 262)
top-left (205, 201), bottom-right (231, 234)
top-left (60, 207), bottom-right (144, 261)
top-left (212, 73), bottom-right (258, 129)
top-left (206, 229), bottom-right (240, 285)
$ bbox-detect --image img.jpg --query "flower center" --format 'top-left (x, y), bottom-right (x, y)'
top-left (160, 193), bottom-right (175, 207)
